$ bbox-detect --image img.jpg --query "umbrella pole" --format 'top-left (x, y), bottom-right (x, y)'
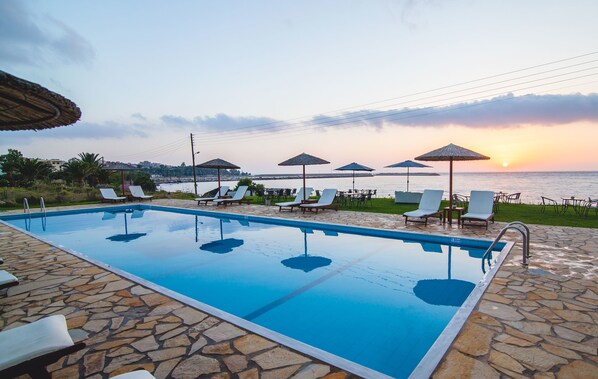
top-left (121, 170), bottom-right (125, 196)
top-left (217, 169), bottom-right (221, 198)
top-left (352, 170), bottom-right (355, 192)
top-left (407, 167), bottom-right (410, 192)
top-left (449, 158), bottom-right (454, 223)
top-left (303, 165), bottom-right (306, 202)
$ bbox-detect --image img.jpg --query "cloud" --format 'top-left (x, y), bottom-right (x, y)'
top-left (307, 93), bottom-right (598, 129)
top-left (161, 113), bottom-right (285, 132)
top-left (0, 0), bottom-right (94, 67)
top-left (131, 113), bottom-right (147, 121)
top-left (0, 121), bottom-right (149, 145)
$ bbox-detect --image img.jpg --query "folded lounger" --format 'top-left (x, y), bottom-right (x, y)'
top-left (0, 270), bottom-right (18, 291)
top-left (299, 189), bottom-right (338, 214)
top-left (460, 190), bottom-right (495, 229)
top-left (276, 187), bottom-right (313, 212)
top-left (213, 186), bottom-right (250, 206)
top-left (0, 315), bottom-right (86, 379)
top-left (403, 189), bottom-right (444, 225)
top-left (129, 185), bottom-right (153, 201)
top-left (99, 188), bottom-right (127, 203)
top-left (195, 186), bottom-right (230, 205)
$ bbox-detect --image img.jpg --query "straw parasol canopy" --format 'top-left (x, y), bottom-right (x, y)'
top-left (196, 158), bottom-right (240, 197)
top-left (385, 160), bottom-right (431, 192)
top-left (0, 70), bottom-right (81, 131)
top-left (335, 162), bottom-right (374, 192)
top-left (415, 143), bottom-right (490, 221)
top-left (103, 162), bottom-right (137, 196)
top-left (279, 153), bottom-right (330, 202)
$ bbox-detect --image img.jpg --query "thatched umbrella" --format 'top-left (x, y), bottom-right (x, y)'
top-left (279, 153), bottom-right (329, 202)
top-left (415, 143), bottom-right (489, 222)
top-left (197, 158), bottom-right (240, 197)
top-left (0, 70), bottom-right (81, 131)
top-left (385, 160), bottom-right (431, 192)
top-left (334, 162), bottom-right (374, 192)
top-left (103, 162), bottom-right (137, 196)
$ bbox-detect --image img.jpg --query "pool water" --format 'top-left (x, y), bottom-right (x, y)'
top-left (4, 207), bottom-right (499, 378)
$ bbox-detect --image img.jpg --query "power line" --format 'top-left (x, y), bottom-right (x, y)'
top-left (194, 52), bottom-right (598, 138)
top-left (201, 72), bottom-right (598, 145)
top-left (198, 67), bottom-right (598, 144)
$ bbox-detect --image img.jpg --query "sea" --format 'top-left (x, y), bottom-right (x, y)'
top-left (158, 171), bottom-right (598, 205)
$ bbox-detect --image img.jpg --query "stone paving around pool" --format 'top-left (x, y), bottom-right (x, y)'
top-left (1, 199), bottom-right (597, 378)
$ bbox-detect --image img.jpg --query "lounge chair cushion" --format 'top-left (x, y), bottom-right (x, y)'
top-left (195, 186), bottom-right (229, 202)
top-left (0, 315), bottom-right (75, 371)
top-left (129, 186), bottom-right (153, 199)
top-left (213, 186), bottom-right (248, 204)
top-left (100, 188), bottom-right (126, 201)
top-left (403, 189), bottom-right (444, 218)
top-left (300, 189), bottom-right (337, 209)
top-left (461, 191), bottom-right (494, 221)
top-left (276, 187), bottom-right (313, 207)
top-left (0, 270), bottom-right (17, 287)
top-left (113, 370), bottom-right (156, 379)
top-left (403, 209), bottom-right (434, 218)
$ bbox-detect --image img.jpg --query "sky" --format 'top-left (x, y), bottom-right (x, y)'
top-left (1, 0), bottom-right (598, 174)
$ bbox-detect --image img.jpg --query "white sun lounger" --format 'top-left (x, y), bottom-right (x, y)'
top-left (299, 189), bottom-right (338, 214)
top-left (276, 187), bottom-right (313, 212)
top-left (213, 186), bottom-right (250, 206)
top-left (461, 190), bottom-right (495, 228)
top-left (100, 188), bottom-right (127, 203)
top-left (0, 315), bottom-right (86, 378)
top-left (129, 185), bottom-right (153, 201)
top-left (0, 270), bottom-right (18, 290)
top-left (196, 186), bottom-right (230, 205)
top-left (403, 189), bottom-right (444, 225)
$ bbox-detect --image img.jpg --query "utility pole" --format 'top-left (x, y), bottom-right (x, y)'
top-left (190, 133), bottom-right (198, 196)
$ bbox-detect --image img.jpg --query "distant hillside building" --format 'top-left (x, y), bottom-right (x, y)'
top-left (43, 159), bottom-right (66, 172)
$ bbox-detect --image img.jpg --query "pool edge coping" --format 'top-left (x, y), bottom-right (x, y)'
top-left (1, 204), bottom-right (514, 379)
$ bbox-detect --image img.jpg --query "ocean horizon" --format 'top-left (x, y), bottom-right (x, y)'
top-left (158, 170), bottom-right (598, 205)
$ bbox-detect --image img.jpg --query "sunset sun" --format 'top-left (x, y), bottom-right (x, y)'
top-left (502, 162), bottom-right (509, 168)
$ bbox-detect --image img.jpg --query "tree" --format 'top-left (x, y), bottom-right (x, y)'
top-left (0, 149), bottom-right (24, 186)
top-left (78, 153), bottom-right (104, 186)
top-left (17, 158), bottom-right (52, 186)
top-left (62, 159), bottom-right (86, 186)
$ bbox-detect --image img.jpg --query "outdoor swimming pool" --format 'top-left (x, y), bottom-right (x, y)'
top-left (1, 205), bottom-right (507, 378)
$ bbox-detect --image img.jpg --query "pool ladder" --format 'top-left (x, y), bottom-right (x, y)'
top-left (23, 198), bottom-right (47, 231)
top-left (482, 221), bottom-right (530, 273)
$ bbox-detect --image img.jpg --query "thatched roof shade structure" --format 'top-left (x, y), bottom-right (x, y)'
top-left (279, 153), bottom-right (330, 202)
top-left (0, 70), bottom-right (81, 131)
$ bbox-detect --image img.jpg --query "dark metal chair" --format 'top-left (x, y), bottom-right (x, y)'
top-left (540, 196), bottom-right (559, 213)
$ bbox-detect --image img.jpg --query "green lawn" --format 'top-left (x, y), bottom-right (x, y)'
top-left (2, 192), bottom-right (596, 229)
top-left (247, 196), bottom-right (598, 228)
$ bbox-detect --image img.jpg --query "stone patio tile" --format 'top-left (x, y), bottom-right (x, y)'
top-left (252, 347), bottom-right (311, 370)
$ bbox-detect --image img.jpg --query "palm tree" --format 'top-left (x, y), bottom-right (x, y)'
top-left (17, 158), bottom-right (52, 186)
top-left (77, 153), bottom-right (104, 186)
top-left (62, 159), bottom-right (87, 186)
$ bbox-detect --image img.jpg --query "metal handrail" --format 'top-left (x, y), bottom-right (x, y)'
top-left (40, 197), bottom-right (46, 215)
top-left (482, 221), bottom-right (530, 273)
top-left (23, 198), bottom-right (30, 214)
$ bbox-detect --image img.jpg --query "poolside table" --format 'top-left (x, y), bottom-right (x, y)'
top-left (443, 207), bottom-right (464, 225)
top-left (561, 197), bottom-right (585, 214)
